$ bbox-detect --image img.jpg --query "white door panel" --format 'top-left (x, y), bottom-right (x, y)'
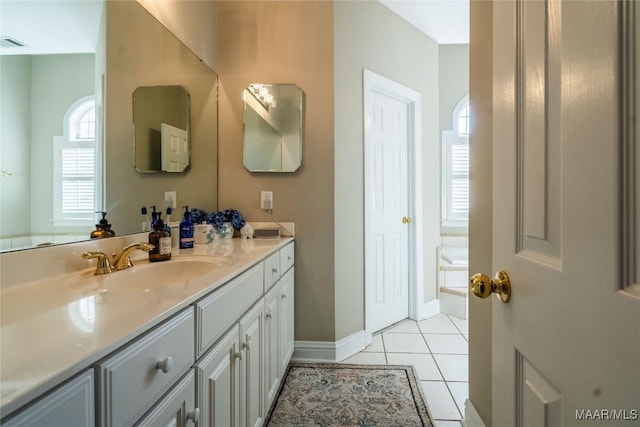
top-left (490, 1), bottom-right (640, 425)
top-left (366, 84), bottom-right (409, 332)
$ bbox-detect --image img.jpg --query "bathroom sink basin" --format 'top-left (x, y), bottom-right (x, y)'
top-left (65, 257), bottom-right (226, 294)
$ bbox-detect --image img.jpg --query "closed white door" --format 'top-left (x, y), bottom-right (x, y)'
top-left (365, 71), bottom-right (411, 332)
top-left (487, 1), bottom-right (640, 425)
top-left (161, 123), bottom-right (188, 172)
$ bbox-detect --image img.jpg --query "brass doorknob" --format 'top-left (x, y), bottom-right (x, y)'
top-left (470, 270), bottom-right (511, 303)
top-left (402, 216), bottom-right (412, 224)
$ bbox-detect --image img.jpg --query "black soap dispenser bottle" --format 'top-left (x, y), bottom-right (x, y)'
top-left (90, 212), bottom-right (116, 239)
top-left (148, 214), bottom-right (171, 262)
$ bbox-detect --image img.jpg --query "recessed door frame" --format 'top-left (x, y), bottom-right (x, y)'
top-left (363, 69), bottom-right (424, 337)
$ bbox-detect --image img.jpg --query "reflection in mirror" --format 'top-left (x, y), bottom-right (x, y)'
top-left (0, 0), bottom-right (218, 253)
top-left (133, 86), bottom-right (190, 173)
top-left (0, 0), bottom-right (104, 252)
top-left (243, 83), bottom-right (304, 172)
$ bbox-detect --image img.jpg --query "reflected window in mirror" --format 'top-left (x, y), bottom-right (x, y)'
top-left (53, 95), bottom-right (101, 227)
top-left (243, 83), bottom-right (304, 173)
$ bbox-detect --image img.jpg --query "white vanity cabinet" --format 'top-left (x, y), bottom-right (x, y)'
top-left (135, 370), bottom-right (199, 427)
top-left (2, 370), bottom-right (95, 427)
top-left (96, 308), bottom-right (195, 427)
top-left (0, 239), bottom-right (295, 427)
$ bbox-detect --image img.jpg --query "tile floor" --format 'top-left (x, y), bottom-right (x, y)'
top-left (340, 314), bottom-right (468, 427)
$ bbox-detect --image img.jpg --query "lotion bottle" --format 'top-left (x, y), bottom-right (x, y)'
top-left (179, 206), bottom-right (194, 249)
top-left (149, 214), bottom-right (171, 262)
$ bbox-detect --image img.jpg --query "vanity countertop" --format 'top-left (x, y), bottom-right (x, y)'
top-left (0, 237), bottom-right (293, 417)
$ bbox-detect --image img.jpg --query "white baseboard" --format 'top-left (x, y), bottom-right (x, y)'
top-left (292, 330), bottom-right (370, 363)
top-left (462, 399), bottom-right (487, 427)
top-left (416, 298), bottom-right (441, 320)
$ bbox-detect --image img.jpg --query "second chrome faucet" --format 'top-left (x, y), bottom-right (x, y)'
top-left (82, 242), bottom-right (155, 275)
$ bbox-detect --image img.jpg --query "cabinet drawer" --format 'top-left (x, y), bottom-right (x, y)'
top-left (280, 242), bottom-right (295, 275)
top-left (3, 370), bottom-right (94, 427)
top-left (263, 251), bottom-right (281, 292)
top-left (97, 308), bottom-right (194, 427)
top-left (196, 263), bottom-right (263, 357)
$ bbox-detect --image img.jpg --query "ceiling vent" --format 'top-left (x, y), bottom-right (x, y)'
top-left (0, 37), bottom-right (28, 48)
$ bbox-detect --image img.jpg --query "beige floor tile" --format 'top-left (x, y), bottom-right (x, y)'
top-left (382, 332), bottom-right (429, 353)
top-left (446, 381), bottom-right (469, 415)
top-left (340, 352), bottom-right (387, 365)
top-left (386, 352), bottom-right (443, 381)
top-left (420, 381), bottom-right (462, 420)
top-left (418, 317), bottom-right (459, 334)
top-left (433, 354), bottom-right (468, 382)
top-left (424, 334), bottom-right (468, 354)
top-left (362, 333), bottom-right (384, 352)
top-left (384, 319), bottom-right (421, 333)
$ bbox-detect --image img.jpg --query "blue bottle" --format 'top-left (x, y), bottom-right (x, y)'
top-left (180, 206), bottom-right (194, 249)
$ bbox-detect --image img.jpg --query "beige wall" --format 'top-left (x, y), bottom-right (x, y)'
top-left (334, 1), bottom-right (440, 340)
top-left (216, 1), bottom-right (336, 342)
top-left (106, 0), bottom-right (218, 234)
top-left (469, 1), bottom-right (493, 425)
top-left (137, 0), bottom-right (218, 70)
top-left (439, 44), bottom-right (469, 133)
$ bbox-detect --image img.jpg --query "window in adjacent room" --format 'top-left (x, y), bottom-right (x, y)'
top-left (441, 95), bottom-right (469, 228)
top-left (53, 96), bottom-right (100, 227)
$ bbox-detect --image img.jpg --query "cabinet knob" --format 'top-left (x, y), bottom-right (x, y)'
top-left (242, 341), bottom-right (250, 350)
top-left (266, 313), bottom-right (272, 319)
top-left (235, 351), bottom-right (243, 360)
top-left (155, 356), bottom-right (174, 374)
top-left (281, 294), bottom-right (287, 299)
top-left (287, 255), bottom-right (292, 261)
top-left (186, 408), bottom-right (200, 424)
top-left (272, 267), bottom-right (278, 275)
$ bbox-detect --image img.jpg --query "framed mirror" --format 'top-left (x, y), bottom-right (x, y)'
top-left (243, 83), bottom-right (304, 172)
top-left (133, 85), bottom-right (190, 173)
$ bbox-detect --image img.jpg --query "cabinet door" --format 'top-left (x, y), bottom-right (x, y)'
top-left (279, 268), bottom-right (295, 375)
top-left (263, 284), bottom-right (281, 411)
top-left (239, 299), bottom-right (264, 427)
top-left (195, 324), bottom-right (240, 427)
top-left (2, 370), bottom-right (94, 427)
top-left (136, 370), bottom-right (198, 427)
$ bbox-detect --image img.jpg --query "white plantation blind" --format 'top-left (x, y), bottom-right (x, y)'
top-left (449, 143), bottom-right (469, 218)
top-left (53, 97), bottom-right (98, 226)
top-left (61, 146), bottom-right (95, 215)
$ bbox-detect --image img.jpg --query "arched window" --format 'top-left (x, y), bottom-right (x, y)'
top-left (53, 96), bottom-right (99, 226)
top-left (442, 96), bottom-right (470, 226)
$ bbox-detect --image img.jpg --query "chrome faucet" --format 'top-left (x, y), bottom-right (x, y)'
top-left (82, 242), bottom-right (154, 275)
top-left (111, 242), bottom-right (155, 271)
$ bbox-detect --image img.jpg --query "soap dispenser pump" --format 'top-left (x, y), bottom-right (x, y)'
top-left (90, 212), bottom-right (116, 239)
top-left (148, 213), bottom-right (171, 262)
top-left (179, 206), bottom-right (194, 249)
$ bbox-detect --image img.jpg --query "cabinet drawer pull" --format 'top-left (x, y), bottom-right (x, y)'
top-left (186, 408), bottom-right (200, 424)
top-left (266, 313), bottom-right (272, 319)
top-left (235, 351), bottom-right (243, 360)
top-left (281, 294), bottom-right (287, 299)
top-left (287, 255), bottom-right (292, 261)
top-left (242, 341), bottom-right (250, 350)
top-left (272, 267), bottom-right (278, 275)
top-left (155, 356), bottom-right (174, 374)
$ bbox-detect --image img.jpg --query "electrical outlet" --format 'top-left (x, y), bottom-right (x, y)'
top-left (261, 191), bottom-right (273, 210)
top-left (164, 191), bottom-right (177, 209)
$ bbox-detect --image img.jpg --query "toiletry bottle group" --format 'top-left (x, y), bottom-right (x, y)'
top-left (149, 214), bottom-right (171, 262)
top-left (180, 206), bottom-right (194, 249)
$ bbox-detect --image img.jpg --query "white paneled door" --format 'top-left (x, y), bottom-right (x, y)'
top-left (364, 71), bottom-right (412, 333)
top-left (489, 1), bottom-right (640, 425)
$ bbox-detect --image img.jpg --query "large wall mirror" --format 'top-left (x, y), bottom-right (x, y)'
top-left (133, 85), bottom-right (190, 173)
top-left (243, 83), bottom-right (304, 172)
top-left (0, 0), bottom-right (218, 252)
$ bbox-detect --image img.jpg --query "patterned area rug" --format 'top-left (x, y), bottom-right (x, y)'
top-left (264, 363), bottom-right (433, 426)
